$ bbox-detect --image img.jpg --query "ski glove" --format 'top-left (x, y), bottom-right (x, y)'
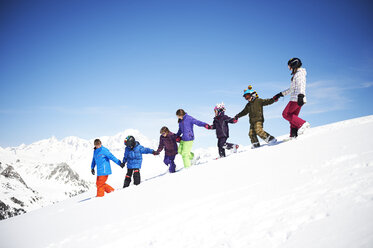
top-left (232, 118), bottom-right (238, 123)
top-left (175, 136), bottom-right (181, 143)
top-left (152, 151), bottom-right (160, 156)
top-left (91, 168), bottom-right (95, 175)
top-left (297, 94), bottom-right (305, 106)
top-left (273, 92), bottom-right (283, 102)
top-left (120, 162), bottom-right (126, 168)
top-left (204, 124), bottom-right (212, 129)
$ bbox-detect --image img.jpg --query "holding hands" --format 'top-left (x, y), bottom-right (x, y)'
top-left (273, 92), bottom-right (283, 102)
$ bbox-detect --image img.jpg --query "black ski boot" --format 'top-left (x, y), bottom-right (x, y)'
top-left (290, 128), bottom-right (298, 139)
top-left (252, 142), bottom-right (260, 149)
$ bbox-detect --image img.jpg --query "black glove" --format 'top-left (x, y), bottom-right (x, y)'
top-left (273, 92), bottom-right (283, 101)
top-left (233, 115), bottom-right (239, 121)
top-left (297, 94), bottom-right (305, 106)
top-left (91, 168), bottom-right (95, 175)
top-left (120, 162), bottom-right (126, 168)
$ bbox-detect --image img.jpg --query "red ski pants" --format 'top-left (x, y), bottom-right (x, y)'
top-left (282, 101), bottom-right (306, 131)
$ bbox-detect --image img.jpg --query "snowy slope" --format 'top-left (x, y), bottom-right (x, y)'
top-left (0, 116), bottom-right (373, 248)
top-left (0, 129), bottom-right (166, 219)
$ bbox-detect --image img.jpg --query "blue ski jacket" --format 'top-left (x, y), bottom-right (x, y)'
top-left (123, 142), bottom-right (154, 169)
top-left (91, 146), bottom-right (121, 176)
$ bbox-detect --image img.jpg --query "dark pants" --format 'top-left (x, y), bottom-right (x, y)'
top-left (123, 168), bottom-right (141, 188)
top-left (164, 155), bottom-right (176, 173)
top-left (217, 137), bottom-right (234, 157)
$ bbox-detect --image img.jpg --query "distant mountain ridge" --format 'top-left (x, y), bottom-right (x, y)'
top-left (0, 129), bottom-right (158, 220)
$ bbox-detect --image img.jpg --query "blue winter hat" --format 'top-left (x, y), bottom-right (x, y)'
top-left (243, 85), bottom-right (258, 98)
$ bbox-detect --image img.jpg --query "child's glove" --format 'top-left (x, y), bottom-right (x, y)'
top-left (91, 168), bottom-right (95, 175)
top-left (120, 162), bottom-right (126, 168)
top-left (273, 92), bottom-right (283, 102)
top-left (175, 136), bottom-right (181, 143)
top-left (152, 151), bottom-right (160, 155)
top-left (232, 118), bottom-right (238, 123)
top-left (204, 124), bottom-right (212, 129)
top-left (297, 94), bottom-right (305, 106)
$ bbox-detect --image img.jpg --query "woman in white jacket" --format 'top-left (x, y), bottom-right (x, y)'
top-left (273, 58), bottom-right (310, 138)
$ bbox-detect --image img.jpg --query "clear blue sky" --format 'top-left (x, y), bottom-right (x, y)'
top-left (1, 0), bottom-right (373, 148)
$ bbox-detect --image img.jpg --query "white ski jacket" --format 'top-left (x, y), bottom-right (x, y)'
top-left (282, 67), bottom-right (307, 103)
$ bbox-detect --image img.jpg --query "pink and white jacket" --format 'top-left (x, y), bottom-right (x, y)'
top-left (282, 68), bottom-right (307, 103)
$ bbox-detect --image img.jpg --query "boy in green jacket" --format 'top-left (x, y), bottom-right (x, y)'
top-left (234, 86), bottom-right (277, 148)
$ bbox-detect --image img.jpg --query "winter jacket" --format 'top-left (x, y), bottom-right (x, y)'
top-left (236, 97), bottom-right (275, 125)
top-left (91, 146), bottom-right (121, 176)
top-left (123, 142), bottom-right (154, 169)
top-left (282, 67), bottom-right (307, 103)
top-left (156, 132), bottom-right (178, 156)
top-left (176, 113), bottom-right (207, 141)
top-left (211, 113), bottom-right (235, 138)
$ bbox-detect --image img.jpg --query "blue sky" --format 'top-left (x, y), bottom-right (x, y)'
top-left (0, 0), bottom-right (372, 148)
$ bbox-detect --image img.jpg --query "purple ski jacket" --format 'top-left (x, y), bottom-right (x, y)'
top-left (156, 132), bottom-right (178, 156)
top-left (176, 113), bottom-right (207, 141)
top-left (212, 113), bottom-right (235, 139)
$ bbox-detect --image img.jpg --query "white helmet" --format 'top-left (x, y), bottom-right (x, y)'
top-left (214, 102), bottom-right (226, 113)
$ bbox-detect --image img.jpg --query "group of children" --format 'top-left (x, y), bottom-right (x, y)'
top-left (91, 57), bottom-right (310, 197)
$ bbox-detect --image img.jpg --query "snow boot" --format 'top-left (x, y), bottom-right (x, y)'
top-left (266, 136), bottom-right (277, 145)
top-left (233, 144), bottom-right (239, 153)
top-left (298, 122), bottom-right (310, 135)
top-left (290, 127), bottom-right (298, 138)
top-left (133, 170), bottom-right (141, 185)
top-left (123, 175), bottom-right (131, 188)
top-left (252, 142), bottom-right (260, 149)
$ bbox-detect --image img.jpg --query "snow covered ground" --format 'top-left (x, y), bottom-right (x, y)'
top-left (0, 115), bottom-right (373, 248)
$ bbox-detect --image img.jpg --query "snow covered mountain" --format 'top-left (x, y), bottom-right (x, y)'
top-left (0, 116), bottom-right (373, 248)
top-left (0, 129), bottom-right (159, 220)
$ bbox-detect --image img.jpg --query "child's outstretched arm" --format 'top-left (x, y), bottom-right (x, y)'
top-left (154, 137), bottom-right (164, 155)
top-left (262, 98), bottom-right (276, 106)
top-left (176, 127), bottom-right (182, 137)
top-left (226, 116), bottom-right (238, 124)
top-left (122, 148), bottom-right (128, 164)
top-left (235, 104), bottom-right (250, 119)
top-left (140, 146), bottom-right (154, 154)
top-left (190, 115), bottom-right (208, 127)
top-left (105, 149), bottom-right (121, 166)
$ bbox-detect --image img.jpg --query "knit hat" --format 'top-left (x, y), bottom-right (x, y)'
top-left (243, 85), bottom-right (258, 98)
